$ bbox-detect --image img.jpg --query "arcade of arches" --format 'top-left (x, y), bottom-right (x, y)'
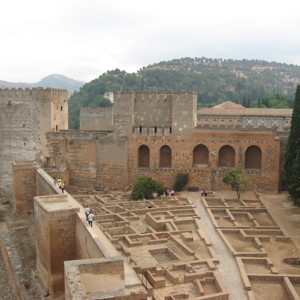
top-left (137, 144), bottom-right (262, 170)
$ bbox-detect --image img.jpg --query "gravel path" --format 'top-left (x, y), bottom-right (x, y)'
top-left (187, 193), bottom-right (248, 300)
top-left (0, 251), bottom-right (16, 300)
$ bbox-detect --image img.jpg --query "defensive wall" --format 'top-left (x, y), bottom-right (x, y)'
top-left (46, 130), bottom-right (130, 189)
top-left (0, 88), bottom-right (68, 197)
top-left (44, 127), bottom-right (280, 193)
top-left (80, 91), bottom-right (198, 135)
top-left (0, 89), bottom-right (291, 200)
top-left (3, 164), bottom-right (146, 299)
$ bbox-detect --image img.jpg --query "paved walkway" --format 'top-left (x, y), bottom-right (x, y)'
top-left (182, 192), bottom-right (248, 300)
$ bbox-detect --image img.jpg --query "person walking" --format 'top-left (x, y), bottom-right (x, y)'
top-left (87, 211), bottom-right (95, 227)
top-left (61, 182), bottom-right (65, 193)
top-left (85, 205), bottom-right (90, 221)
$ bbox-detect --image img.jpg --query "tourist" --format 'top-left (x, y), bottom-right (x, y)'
top-left (61, 182), bottom-right (65, 193)
top-left (85, 205), bottom-right (90, 221)
top-left (88, 211), bottom-right (95, 227)
top-left (53, 177), bottom-right (57, 185)
top-left (170, 190), bottom-right (175, 196)
top-left (201, 189), bottom-right (207, 196)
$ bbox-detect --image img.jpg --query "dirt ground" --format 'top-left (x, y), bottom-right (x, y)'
top-left (256, 191), bottom-right (300, 249)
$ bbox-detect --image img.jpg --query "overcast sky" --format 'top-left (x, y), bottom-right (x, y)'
top-left (1, 0), bottom-right (300, 83)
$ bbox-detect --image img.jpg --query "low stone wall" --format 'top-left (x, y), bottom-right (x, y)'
top-left (36, 169), bottom-right (59, 196)
top-left (75, 215), bottom-right (108, 259)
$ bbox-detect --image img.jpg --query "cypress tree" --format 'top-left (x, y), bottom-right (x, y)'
top-left (284, 84), bottom-right (300, 205)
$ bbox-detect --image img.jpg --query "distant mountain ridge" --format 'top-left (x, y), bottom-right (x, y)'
top-left (0, 74), bottom-right (85, 92)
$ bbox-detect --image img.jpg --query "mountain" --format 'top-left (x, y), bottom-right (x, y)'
top-left (0, 74), bottom-right (85, 93)
top-left (32, 74), bottom-right (85, 91)
top-left (0, 80), bottom-right (30, 89)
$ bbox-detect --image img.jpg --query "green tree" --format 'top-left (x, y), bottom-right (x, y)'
top-left (131, 176), bottom-right (165, 200)
top-left (173, 172), bottom-right (189, 192)
top-left (222, 167), bottom-right (251, 200)
top-left (284, 85), bottom-right (300, 205)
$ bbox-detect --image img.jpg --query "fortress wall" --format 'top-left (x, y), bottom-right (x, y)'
top-left (113, 91), bottom-right (196, 133)
top-left (128, 129), bottom-right (280, 192)
top-left (134, 92), bottom-right (172, 127)
top-left (0, 97), bottom-right (39, 196)
top-left (34, 195), bottom-right (79, 298)
top-left (12, 161), bottom-right (38, 219)
top-left (36, 169), bottom-right (60, 196)
top-left (0, 88), bottom-right (68, 196)
top-left (80, 107), bottom-right (113, 130)
top-left (171, 92), bottom-right (197, 134)
top-left (75, 217), bottom-right (106, 259)
top-left (96, 137), bottom-right (129, 189)
top-left (47, 131), bottom-right (117, 188)
top-left (113, 91), bottom-right (135, 135)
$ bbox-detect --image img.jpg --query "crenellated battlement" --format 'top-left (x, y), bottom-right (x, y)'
top-left (114, 90), bottom-right (196, 101)
top-left (0, 87), bottom-right (68, 101)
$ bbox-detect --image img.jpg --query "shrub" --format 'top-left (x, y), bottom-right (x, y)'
top-left (131, 176), bottom-right (165, 200)
top-left (173, 172), bottom-right (189, 192)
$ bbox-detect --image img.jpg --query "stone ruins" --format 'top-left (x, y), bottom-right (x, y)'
top-left (1, 88), bottom-right (299, 300)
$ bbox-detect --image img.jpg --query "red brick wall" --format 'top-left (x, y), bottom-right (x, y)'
top-left (128, 129), bottom-right (280, 192)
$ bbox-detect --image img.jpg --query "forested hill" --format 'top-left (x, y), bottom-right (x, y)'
top-left (69, 57), bottom-right (300, 129)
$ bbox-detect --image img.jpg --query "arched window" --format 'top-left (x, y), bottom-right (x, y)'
top-left (193, 144), bottom-right (209, 166)
top-left (159, 145), bottom-right (172, 168)
top-left (245, 146), bottom-right (262, 169)
top-left (138, 145), bottom-right (150, 168)
top-left (218, 145), bottom-right (235, 167)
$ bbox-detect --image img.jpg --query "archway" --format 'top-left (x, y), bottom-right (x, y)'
top-left (245, 145), bottom-right (262, 169)
top-left (159, 145), bottom-right (172, 168)
top-left (218, 145), bottom-right (235, 167)
top-left (138, 145), bottom-right (150, 168)
top-left (193, 144), bottom-right (209, 166)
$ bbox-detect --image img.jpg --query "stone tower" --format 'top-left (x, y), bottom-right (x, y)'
top-left (0, 88), bottom-right (68, 196)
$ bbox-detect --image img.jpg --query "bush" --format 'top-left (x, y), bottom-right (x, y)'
top-left (131, 176), bottom-right (165, 200)
top-left (173, 172), bottom-right (189, 192)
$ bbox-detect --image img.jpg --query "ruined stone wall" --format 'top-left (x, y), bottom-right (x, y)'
top-left (128, 129), bottom-right (280, 192)
top-left (80, 107), bottom-right (113, 130)
top-left (0, 88), bottom-right (68, 196)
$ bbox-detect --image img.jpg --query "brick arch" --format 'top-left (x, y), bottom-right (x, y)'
top-left (218, 145), bottom-right (235, 167)
top-left (159, 145), bottom-right (172, 168)
top-left (193, 144), bottom-right (209, 166)
top-left (245, 145), bottom-right (262, 169)
top-left (138, 145), bottom-right (150, 168)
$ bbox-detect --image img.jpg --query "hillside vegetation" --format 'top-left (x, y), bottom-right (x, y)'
top-left (69, 57), bottom-right (300, 129)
